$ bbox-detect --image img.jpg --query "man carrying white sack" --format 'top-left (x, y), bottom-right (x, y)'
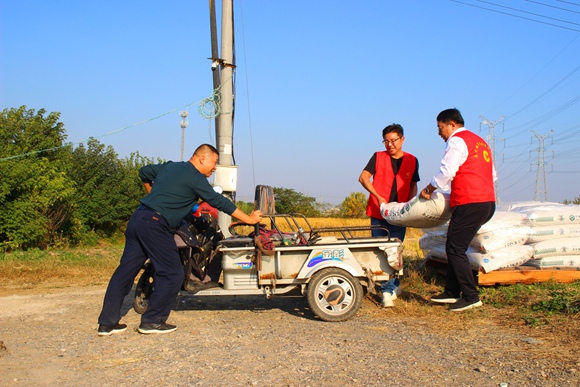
top-left (359, 123), bottom-right (420, 307)
top-left (420, 108), bottom-right (497, 312)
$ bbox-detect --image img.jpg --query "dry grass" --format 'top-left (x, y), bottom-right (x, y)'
top-left (0, 240), bottom-right (124, 293)
top-left (1, 219), bottom-right (578, 347)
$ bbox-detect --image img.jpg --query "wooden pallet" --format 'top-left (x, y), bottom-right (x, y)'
top-left (477, 266), bottom-right (580, 286)
top-left (425, 258), bottom-right (580, 286)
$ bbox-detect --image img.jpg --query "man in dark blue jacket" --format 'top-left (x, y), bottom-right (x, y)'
top-left (97, 144), bottom-right (262, 335)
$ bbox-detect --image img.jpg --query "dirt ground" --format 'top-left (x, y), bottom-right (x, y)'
top-left (1, 284), bottom-right (579, 387)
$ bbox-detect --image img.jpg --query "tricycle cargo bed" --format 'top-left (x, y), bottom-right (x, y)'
top-left (220, 219), bottom-right (403, 290)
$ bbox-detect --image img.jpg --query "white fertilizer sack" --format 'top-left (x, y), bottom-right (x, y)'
top-left (523, 255), bottom-right (580, 268)
top-left (497, 201), bottom-right (562, 212)
top-left (526, 225), bottom-right (580, 243)
top-left (529, 237), bottom-right (580, 259)
top-left (470, 227), bottom-right (530, 254)
top-left (467, 245), bottom-right (534, 273)
top-left (380, 191), bottom-right (451, 228)
top-left (427, 244), bottom-right (480, 270)
top-left (420, 211), bottom-right (530, 255)
top-left (477, 211), bottom-right (527, 234)
top-left (427, 244), bottom-right (534, 273)
top-left (511, 204), bottom-right (580, 226)
top-left (422, 211), bottom-right (526, 234)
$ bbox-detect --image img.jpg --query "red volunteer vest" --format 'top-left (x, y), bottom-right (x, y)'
top-left (366, 151), bottom-right (417, 219)
top-left (450, 131), bottom-right (495, 207)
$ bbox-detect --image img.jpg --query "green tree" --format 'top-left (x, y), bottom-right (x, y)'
top-left (0, 106), bottom-right (75, 249)
top-left (273, 187), bottom-right (320, 217)
top-left (339, 192), bottom-right (368, 218)
top-left (235, 200), bottom-right (255, 214)
top-left (66, 139), bottom-right (149, 237)
top-left (563, 196), bottom-right (580, 205)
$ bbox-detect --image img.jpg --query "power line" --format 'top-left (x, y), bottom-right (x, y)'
top-left (1, 92), bottom-right (223, 163)
top-left (556, 0), bottom-right (580, 7)
top-left (526, 0), bottom-right (580, 14)
top-left (477, 0), bottom-right (580, 26)
top-left (451, 0), bottom-right (580, 32)
top-left (484, 34), bottom-right (579, 120)
top-left (505, 64), bottom-right (580, 122)
top-left (557, 0), bottom-right (580, 7)
top-left (503, 93), bottom-right (580, 140)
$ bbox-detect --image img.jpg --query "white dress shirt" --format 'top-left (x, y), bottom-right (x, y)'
top-left (430, 128), bottom-right (497, 191)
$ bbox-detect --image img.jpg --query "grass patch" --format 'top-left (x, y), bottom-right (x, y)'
top-left (0, 221), bottom-right (578, 337)
top-left (0, 239), bottom-right (125, 291)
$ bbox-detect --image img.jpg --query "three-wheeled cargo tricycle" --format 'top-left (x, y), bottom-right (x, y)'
top-left (134, 186), bottom-right (403, 322)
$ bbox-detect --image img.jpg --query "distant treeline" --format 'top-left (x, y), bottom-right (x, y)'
top-left (1, 106), bottom-right (368, 251)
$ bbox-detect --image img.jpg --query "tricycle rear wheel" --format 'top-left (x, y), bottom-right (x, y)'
top-left (306, 267), bottom-right (363, 322)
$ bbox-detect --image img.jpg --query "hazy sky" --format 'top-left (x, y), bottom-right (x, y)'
top-left (2, 0), bottom-right (579, 205)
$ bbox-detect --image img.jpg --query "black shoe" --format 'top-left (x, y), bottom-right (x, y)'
top-left (185, 280), bottom-right (220, 293)
top-left (137, 322), bottom-right (177, 334)
top-left (430, 290), bottom-right (461, 304)
top-left (449, 298), bottom-right (483, 312)
top-left (98, 323), bottom-right (127, 336)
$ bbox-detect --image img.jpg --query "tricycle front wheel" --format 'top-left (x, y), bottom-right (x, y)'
top-left (306, 268), bottom-right (363, 322)
top-left (134, 262), bottom-right (154, 314)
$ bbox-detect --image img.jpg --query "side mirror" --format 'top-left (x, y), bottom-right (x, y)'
top-left (254, 185), bottom-right (275, 215)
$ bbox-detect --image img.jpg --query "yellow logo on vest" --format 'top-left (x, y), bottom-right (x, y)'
top-left (483, 150), bottom-right (491, 162)
top-left (473, 141), bottom-right (491, 163)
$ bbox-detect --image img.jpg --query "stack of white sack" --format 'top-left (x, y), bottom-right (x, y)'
top-left (379, 191), bottom-right (451, 229)
top-left (420, 211), bottom-right (534, 273)
top-left (502, 202), bottom-right (580, 269)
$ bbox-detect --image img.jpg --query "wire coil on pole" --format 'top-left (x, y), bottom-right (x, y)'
top-left (198, 91), bottom-right (222, 119)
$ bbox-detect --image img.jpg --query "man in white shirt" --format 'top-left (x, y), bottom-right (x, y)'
top-left (420, 108), bottom-right (497, 312)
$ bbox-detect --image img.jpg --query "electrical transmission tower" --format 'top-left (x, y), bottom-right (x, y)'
top-left (479, 115), bottom-right (504, 203)
top-left (530, 130), bottom-right (553, 202)
top-left (179, 111), bottom-right (189, 161)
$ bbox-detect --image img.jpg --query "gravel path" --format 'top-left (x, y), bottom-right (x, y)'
top-left (1, 286), bottom-right (579, 387)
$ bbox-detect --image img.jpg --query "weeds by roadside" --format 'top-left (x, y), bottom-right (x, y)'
top-left (1, 228), bottom-right (578, 339)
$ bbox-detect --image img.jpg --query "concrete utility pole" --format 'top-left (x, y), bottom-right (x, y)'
top-left (531, 130), bottom-right (553, 202)
top-left (214, 0), bottom-right (236, 235)
top-left (216, 0), bottom-right (234, 166)
top-left (209, 0), bottom-right (221, 136)
top-left (479, 115), bottom-right (504, 203)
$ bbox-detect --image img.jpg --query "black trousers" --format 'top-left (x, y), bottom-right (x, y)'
top-left (98, 205), bottom-right (183, 326)
top-left (445, 201), bottom-right (495, 302)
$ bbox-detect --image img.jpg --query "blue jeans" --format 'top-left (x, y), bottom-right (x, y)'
top-left (371, 217), bottom-right (405, 294)
top-left (381, 277), bottom-right (400, 294)
top-left (370, 217), bottom-right (407, 241)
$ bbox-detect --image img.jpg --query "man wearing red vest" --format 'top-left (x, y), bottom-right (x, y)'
top-left (421, 108), bottom-right (497, 312)
top-left (359, 123), bottom-right (420, 307)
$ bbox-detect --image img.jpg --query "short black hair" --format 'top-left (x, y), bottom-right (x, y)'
top-left (437, 108), bottom-right (464, 125)
top-left (382, 123), bottom-right (404, 138)
top-left (193, 143), bottom-right (219, 157)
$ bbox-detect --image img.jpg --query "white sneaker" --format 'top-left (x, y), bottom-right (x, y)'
top-left (381, 292), bottom-right (394, 308)
top-left (392, 286), bottom-right (401, 301)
